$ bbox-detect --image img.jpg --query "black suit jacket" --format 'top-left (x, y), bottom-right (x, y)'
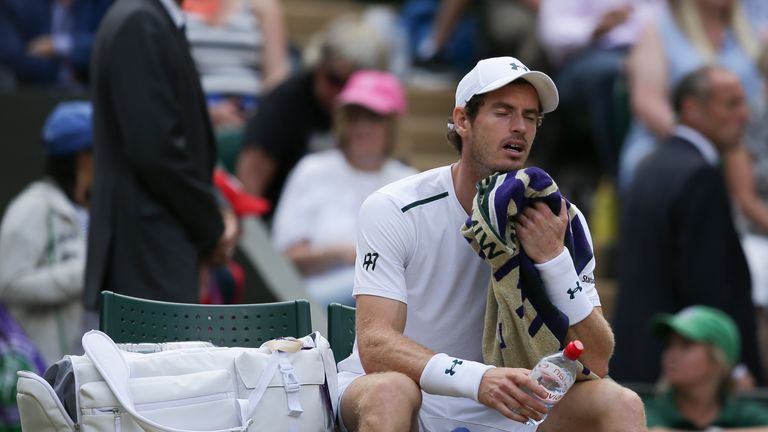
top-left (610, 135), bottom-right (761, 384)
top-left (85, 0), bottom-right (223, 309)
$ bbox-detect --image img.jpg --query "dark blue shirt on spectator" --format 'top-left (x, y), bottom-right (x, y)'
top-left (0, 0), bottom-right (112, 87)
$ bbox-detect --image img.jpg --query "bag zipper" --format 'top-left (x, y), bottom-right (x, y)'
top-left (88, 391), bottom-right (231, 426)
top-left (113, 408), bottom-right (121, 432)
top-left (90, 408), bottom-right (120, 431)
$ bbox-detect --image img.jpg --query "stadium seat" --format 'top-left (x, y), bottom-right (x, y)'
top-left (327, 302), bottom-right (356, 361)
top-left (99, 290), bottom-right (312, 347)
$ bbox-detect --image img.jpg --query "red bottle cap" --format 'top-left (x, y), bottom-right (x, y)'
top-left (564, 340), bottom-right (584, 360)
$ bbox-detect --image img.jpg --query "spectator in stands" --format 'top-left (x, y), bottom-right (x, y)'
top-left (645, 305), bottom-right (768, 430)
top-left (85, 0), bottom-right (236, 318)
top-left (538, 0), bottom-right (663, 179)
top-left (0, 101), bottom-right (92, 366)
top-left (612, 66), bottom-right (762, 386)
top-left (481, 0), bottom-right (548, 73)
top-left (0, 0), bottom-right (112, 87)
top-left (184, 0), bottom-right (291, 173)
top-left (236, 16), bottom-right (389, 216)
top-left (402, 0), bottom-right (478, 81)
top-left (617, 0), bottom-right (761, 190)
top-left (184, 0), bottom-right (291, 131)
top-left (271, 70), bottom-right (417, 308)
top-left (727, 45), bottom-right (768, 381)
top-left (402, 0), bottom-right (549, 82)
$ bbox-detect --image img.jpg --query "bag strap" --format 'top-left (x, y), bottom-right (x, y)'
top-left (240, 349), bottom-right (279, 420)
top-left (311, 331), bottom-right (339, 416)
top-left (82, 330), bottom-right (250, 432)
top-left (241, 340), bottom-right (303, 421)
top-left (242, 332), bottom-right (338, 427)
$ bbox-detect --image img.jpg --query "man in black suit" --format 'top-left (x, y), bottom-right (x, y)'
top-left (611, 66), bottom-right (762, 385)
top-left (84, 0), bottom-right (236, 313)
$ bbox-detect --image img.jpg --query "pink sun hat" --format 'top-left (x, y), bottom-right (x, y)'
top-left (337, 70), bottom-right (407, 115)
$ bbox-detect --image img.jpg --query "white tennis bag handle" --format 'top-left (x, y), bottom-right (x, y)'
top-left (82, 330), bottom-right (336, 432)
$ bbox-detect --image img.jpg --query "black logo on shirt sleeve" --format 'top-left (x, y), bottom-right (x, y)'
top-left (363, 252), bottom-right (379, 271)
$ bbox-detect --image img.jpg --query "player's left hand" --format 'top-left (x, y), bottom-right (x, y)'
top-left (514, 198), bottom-right (568, 263)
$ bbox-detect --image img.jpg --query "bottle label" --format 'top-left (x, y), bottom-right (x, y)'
top-left (530, 363), bottom-right (571, 405)
top-left (542, 388), bottom-right (565, 404)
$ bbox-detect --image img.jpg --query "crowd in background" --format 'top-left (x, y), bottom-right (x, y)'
top-left (2, 0), bottom-right (768, 430)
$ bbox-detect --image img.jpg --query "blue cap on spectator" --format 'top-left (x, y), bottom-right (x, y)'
top-left (42, 101), bottom-right (93, 156)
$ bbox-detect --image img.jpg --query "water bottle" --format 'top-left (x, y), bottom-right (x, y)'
top-left (524, 340), bottom-right (584, 426)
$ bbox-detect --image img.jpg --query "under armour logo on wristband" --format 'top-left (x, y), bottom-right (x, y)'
top-left (445, 359), bottom-right (463, 376)
top-left (567, 281), bottom-right (583, 299)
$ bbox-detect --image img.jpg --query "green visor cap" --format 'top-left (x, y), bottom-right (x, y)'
top-left (650, 305), bottom-right (740, 365)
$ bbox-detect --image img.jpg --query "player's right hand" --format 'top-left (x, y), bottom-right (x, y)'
top-left (477, 367), bottom-right (549, 423)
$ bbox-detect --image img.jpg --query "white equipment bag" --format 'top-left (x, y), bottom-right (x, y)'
top-left (16, 330), bottom-right (338, 432)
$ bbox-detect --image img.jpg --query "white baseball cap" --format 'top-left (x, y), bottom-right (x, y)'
top-left (455, 56), bottom-right (559, 113)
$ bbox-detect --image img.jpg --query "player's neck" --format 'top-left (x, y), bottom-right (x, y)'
top-left (450, 161), bottom-right (482, 215)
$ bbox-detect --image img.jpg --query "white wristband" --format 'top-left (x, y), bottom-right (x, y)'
top-left (419, 353), bottom-right (493, 401)
top-left (535, 248), bottom-right (593, 325)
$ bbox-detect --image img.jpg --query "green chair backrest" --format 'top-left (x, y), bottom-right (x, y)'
top-left (99, 291), bottom-right (312, 347)
top-left (327, 303), bottom-right (356, 361)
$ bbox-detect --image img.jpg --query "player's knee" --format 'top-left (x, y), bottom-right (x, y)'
top-left (613, 386), bottom-right (645, 422)
top-left (346, 372), bottom-right (422, 415)
top-left (342, 372), bottom-right (422, 431)
top-left (594, 381), bottom-right (645, 421)
top-left (364, 372), bottom-right (422, 409)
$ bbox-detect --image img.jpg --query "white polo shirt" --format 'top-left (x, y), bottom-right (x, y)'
top-left (338, 165), bottom-right (600, 376)
top-left (336, 165), bottom-right (601, 431)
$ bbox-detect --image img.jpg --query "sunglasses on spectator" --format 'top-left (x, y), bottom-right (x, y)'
top-left (323, 68), bottom-right (349, 88)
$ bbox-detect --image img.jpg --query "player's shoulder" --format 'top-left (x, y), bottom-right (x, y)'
top-left (373, 165), bottom-right (452, 209)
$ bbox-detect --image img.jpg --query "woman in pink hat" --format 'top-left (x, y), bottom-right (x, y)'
top-left (271, 70), bottom-right (417, 307)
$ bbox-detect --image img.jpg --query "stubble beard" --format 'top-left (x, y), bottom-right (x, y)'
top-left (468, 144), bottom-right (526, 180)
top-left (469, 148), bottom-right (514, 181)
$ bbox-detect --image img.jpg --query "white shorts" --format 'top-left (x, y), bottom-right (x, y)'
top-left (337, 370), bottom-right (539, 432)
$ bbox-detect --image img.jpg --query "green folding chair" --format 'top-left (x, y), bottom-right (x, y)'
top-left (327, 303), bottom-right (356, 361)
top-left (99, 291), bottom-right (312, 347)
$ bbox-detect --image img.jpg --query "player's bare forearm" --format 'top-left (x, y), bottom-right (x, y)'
top-left (515, 201), bottom-right (614, 374)
top-left (356, 294), bottom-right (434, 383)
top-left (566, 306), bottom-right (614, 377)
